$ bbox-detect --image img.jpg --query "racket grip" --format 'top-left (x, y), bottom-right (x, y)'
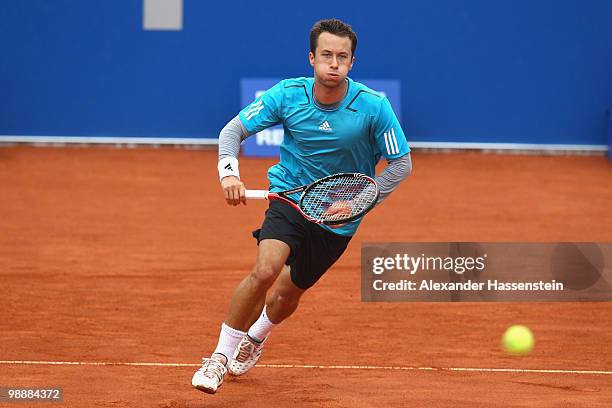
top-left (245, 190), bottom-right (269, 200)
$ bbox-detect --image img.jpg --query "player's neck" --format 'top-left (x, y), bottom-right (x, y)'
top-left (313, 78), bottom-right (348, 105)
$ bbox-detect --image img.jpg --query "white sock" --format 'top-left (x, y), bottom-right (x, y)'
top-left (213, 323), bottom-right (246, 364)
top-left (247, 305), bottom-right (277, 343)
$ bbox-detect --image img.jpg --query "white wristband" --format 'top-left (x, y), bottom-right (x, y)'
top-left (218, 157), bottom-right (240, 181)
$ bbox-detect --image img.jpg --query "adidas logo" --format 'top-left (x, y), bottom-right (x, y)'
top-left (224, 163), bottom-right (233, 171)
top-left (319, 120), bottom-right (332, 132)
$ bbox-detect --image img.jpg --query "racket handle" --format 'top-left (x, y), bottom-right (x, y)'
top-left (245, 190), bottom-right (269, 200)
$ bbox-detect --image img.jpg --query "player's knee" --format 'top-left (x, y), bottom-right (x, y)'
top-left (249, 263), bottom-right (279, 289)
top-left (270, 287), bottom-right (301, 309)
top-left (277, 293), bottom-right (299, 310)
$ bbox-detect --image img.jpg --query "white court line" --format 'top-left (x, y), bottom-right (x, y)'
top-left (0, 360), bottom-right (611, 375)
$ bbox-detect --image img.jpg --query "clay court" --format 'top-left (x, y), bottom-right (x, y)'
top-left (0, 146), bottom-right (611, 407)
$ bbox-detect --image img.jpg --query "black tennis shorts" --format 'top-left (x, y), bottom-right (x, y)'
top-left (252, 200), bottom-right (352, 290)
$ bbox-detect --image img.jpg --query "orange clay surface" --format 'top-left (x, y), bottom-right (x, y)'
top-left (0, 146), bottom-right (611, 407)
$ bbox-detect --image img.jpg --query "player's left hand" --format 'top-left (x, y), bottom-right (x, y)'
top-left (323, 201), bottom-right (352, 228)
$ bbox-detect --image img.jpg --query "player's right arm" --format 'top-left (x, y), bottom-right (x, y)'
top-left (217, 81), bottom-right (285, 206)
top-left (218, 116), bottom-right (249, 206)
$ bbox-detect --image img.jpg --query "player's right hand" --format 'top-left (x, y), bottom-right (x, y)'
top-left (221, 176), bottom-right (246, 206)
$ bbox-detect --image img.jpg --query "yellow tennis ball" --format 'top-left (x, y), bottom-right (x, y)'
top-left (502, 325), bottom-right (534, 355)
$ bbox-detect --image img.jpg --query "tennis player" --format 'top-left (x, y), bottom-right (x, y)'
top-left (192, 18), bottom-right (412, 394)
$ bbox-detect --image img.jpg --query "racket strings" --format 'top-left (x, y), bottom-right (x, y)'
top-left (301, 176), bottom-right (378, 222)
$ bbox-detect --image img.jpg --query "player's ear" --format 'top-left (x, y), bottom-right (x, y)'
top-left (309, 51), bottom-right (315, 67)
top-left (349, 55), bottom-right (355, 70)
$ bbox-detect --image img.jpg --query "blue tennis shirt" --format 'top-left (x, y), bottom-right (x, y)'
top-left (239, 77), bottom-right (409, 236)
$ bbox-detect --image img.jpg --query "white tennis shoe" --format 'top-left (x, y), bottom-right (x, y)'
top-left (191, 357), bottom-right (227, 394)
top-left (228, 335), bottom-right (266, 376)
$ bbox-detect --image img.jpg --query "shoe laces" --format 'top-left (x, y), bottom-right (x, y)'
top-left (235, 340), bottom-right (255, 362)
top-left (199, 358), bottom-right (227, 380)
top-left (236, 336), bottom-right (264, 362)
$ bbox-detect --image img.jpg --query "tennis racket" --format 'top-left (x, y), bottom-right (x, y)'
top-left (245, 173), bottom-right (380, 225)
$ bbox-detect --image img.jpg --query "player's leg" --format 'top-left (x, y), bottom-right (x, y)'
top-left (265, 265), bottom-right (306, 324)
top-left (229, 224), bottom-right (352, 376)
top-left (228, 266), bottom-right (305, 376)
top-left (191, 239), bottom-right (289, 394)
top-left (225, 239), bottom-right (291, 332)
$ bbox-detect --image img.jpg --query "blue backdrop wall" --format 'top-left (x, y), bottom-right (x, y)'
top-left (1, 0), bottom-right (612, 146)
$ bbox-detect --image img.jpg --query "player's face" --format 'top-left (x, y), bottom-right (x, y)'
top-left (309, 32), bottom-right (354, 88)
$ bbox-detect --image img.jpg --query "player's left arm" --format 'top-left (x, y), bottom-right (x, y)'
top-left (376, 154), bottom-right (412, 203)
top-left (372, 97), bottom-right (412, 204)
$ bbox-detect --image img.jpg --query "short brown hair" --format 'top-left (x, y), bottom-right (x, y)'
top-left (310, 19), bottom-right (357, 57)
